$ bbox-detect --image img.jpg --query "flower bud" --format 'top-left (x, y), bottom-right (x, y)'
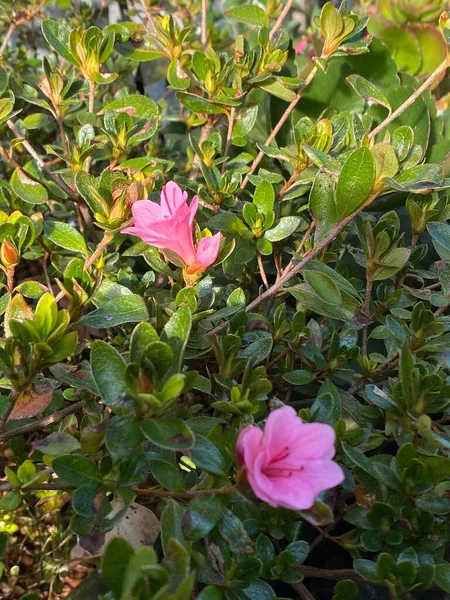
top-left (1, 241), bottom-right (19, 268)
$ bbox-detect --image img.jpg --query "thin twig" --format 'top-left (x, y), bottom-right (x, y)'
top-left (368, 55), bottom-right (449, 141)
top-left (0, 23), bottom-right (15, 56)
top-left (281, 221), bottom-right (315, 277)
top-left (6, 120), bottom-right (79, 202)
top-left (240, 66), bottom-right (318, 191)
top-left (207, 193), bottom-right (377, 337)
top-left (257, 252), bottom-right (270, 289)
top-left (84, 233), bottom-right (113, 271)
top-left (88, 79), bottom-right (96, 114)
top-left (0, 481), bottom-right (236, 498)
top-left (221, 107), bottom-right (236, 175)
top-left (269, 0), bottom-right (295, 40)
top-left (6, 266), bottom-right (14, 293)
top-left (291, 581), bottom-right (315, 600)
top-left (139, 0), bottom-right (156, 31)
top-left (0, 405), bottom-right (14, 434)
top-left (361, 276), bottom-right (373, 357)
top-left (190, 117), bottom-right (214, 177)
top-left (0, 401), bottom-right (84, 443)
top-left (201, 0), bottom-right (208, 49)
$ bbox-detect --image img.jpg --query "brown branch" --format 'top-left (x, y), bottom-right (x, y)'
top-left (201, 0), bottom-right (208, 49)
top-left (269, 0), bottom-right (295, 40)
top-left (190, 117), bottom-right (214, 178)
top-left (281, 221), bottom-right (315, 277)
top-left (361, 275), bottom-right (373, 357)
top-left (0, 401), bottom-right (84, 443)
top-left (257, 252), bottom-right (270, 289)
top-left (83, 233), bottom-right (113, 271)
top-left (368, 55), bottom-right (449, 141)
top-left (6, 120), bottom-right (80, 203)
top-left (0, 481), bottom-right (236, 498)
top-left (6, 266), bottom-right (14, 293)
top-left (221, 107), bottom-right (236, 175)
top-left (0, 23), bottom-right (16, 56)
top-left (208, 193), bottom-right (377, 337)
top-left (240, 66), bottom-right (318, 191)
top-left (291, 581), bottom-right (315, 600)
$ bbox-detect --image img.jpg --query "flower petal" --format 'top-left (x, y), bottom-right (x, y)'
top-left (237, 426), bottom-right (263, 468)
top-left (194, 233), bottom-right (221, 269)
top-left (301, 459), bottom-right (345, 495)
top-left (160, 181), bottom-right (189, 217)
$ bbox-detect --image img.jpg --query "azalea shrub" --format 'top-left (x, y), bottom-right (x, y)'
top-left (0, 0), bottom-right (450, 599)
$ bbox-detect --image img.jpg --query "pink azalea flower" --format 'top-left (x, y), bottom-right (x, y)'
top-left (295, 39), bottom-right (308, 55)
top-left (122, 181), bottom-right (221, 274)
top-left (237, 405), bottom-right (344, 510)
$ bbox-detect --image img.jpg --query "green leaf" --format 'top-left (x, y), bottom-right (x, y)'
top-left (78, 295), bottom-right (149, 328)
top-left (283, 370), bottom-right (315, 385)
top-left (10, 168), bottom-right (48, 205)
top-left (149, 459), bottom-right (185, 492)
top-left (100, 94), bottom-right (158, 120)
top-left (140, 417), bottom-right (195, 450)
top-left (427, 222), bottom-right (450, 259)
top-left (52, 454), bottom-right (101, 486)
top-left (41, 20), bottom-right (76, 64)
top-left (0, 490), bottom-right (21, 511)
top-left (72, 483), bottom-right (102, 517)
top-left (342, 442), bottom-right (377, 477)
top-left (161, 306), bottom-right (192, 371)
top-left (309, 171), bottom-right (337, 241)
top-left (90, 341), bottom-right (128, 410)
top-left (346, 74), bottom-right (391, 112)
top-left (105, 416), bottom-right (144, 461)
top-left (264, 217), bottom-right (301, 242)
top-left (190, 435), bottom-right (226, 476)
top-left (253, 181), bottom-right (274, 215)
top-left (43, 221), bottom-right (87, 255)
top-left (304, 271), bottom-right (341, 305)
top-left (336, 148), bottom-right (375, 219)
top-left (34, 432), bottom-right (81, 456)
top-left (435, 563), bottom-right (450, 593)
top-left (176, 93), bottom-right (227, 115)
top-left (101, 537), bottom-right (134, 599)
top-left (167, 59), bottom-right (190, 90)
top-left (160, 500), bottom-right (190, 555)
top-left (225, 5), bottom-right (269, 27)
top-left (353, 559), bottom-right (380, 583)
top-left (183, 493), bottom-right (223, 541)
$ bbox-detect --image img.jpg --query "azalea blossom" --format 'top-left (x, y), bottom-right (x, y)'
top-left (295, 39), bottom-right (307, 54)
top-left (122, 181), bottom-right (221, 275)
top-left (237, 405), bottom-right (344, 510)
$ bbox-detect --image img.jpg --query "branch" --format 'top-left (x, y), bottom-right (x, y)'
top-left (240, 66), bottom-right (318, 191)
top-left (269, 0), bottom-right (295, 40)
top-left (6, 120), bottom-right (80, 203)
top-left (0, 401), bottom-right (84, 443)
top-left (221, 107), bottom-right (236, 175)
top-left (291, 581), bottom-right (315, 600)
top-left (368, 55), bottom-right (449, 141)
top-left (0, 24), bottom-right (15, 56)
top-left (201, 0), bottom-right (208, 50)
top-left (0, 481), bottom-right (236, 498)
top-left (83, 233), bottom-right (113, 271)
top-left (208, 193), bottom-right (377, 337)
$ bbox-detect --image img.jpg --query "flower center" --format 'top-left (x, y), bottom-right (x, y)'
top-left (262, 446), bottom-right (304, 478)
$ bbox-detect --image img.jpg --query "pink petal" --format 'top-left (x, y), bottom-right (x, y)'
top-left (249, 453), bottom-right (316, 510)
top-left (189, 195), bottom-right (199, 228)
top-left (301, 460), bottom-right (345, 495)
top-left (290, 423), bottom-right (337, 461)
top-left (262, 405), bottom-right (304, 461)
top-left (160, 181), bottom-right (189, 217)
top-left (194, 233), bottom-right (221, 269)
top-left (237, 426), bottom-right (263, 468)
top-left (295, 39), bottom-right (307, 55)
top-left (131, 199), bottom-right (162, 222)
